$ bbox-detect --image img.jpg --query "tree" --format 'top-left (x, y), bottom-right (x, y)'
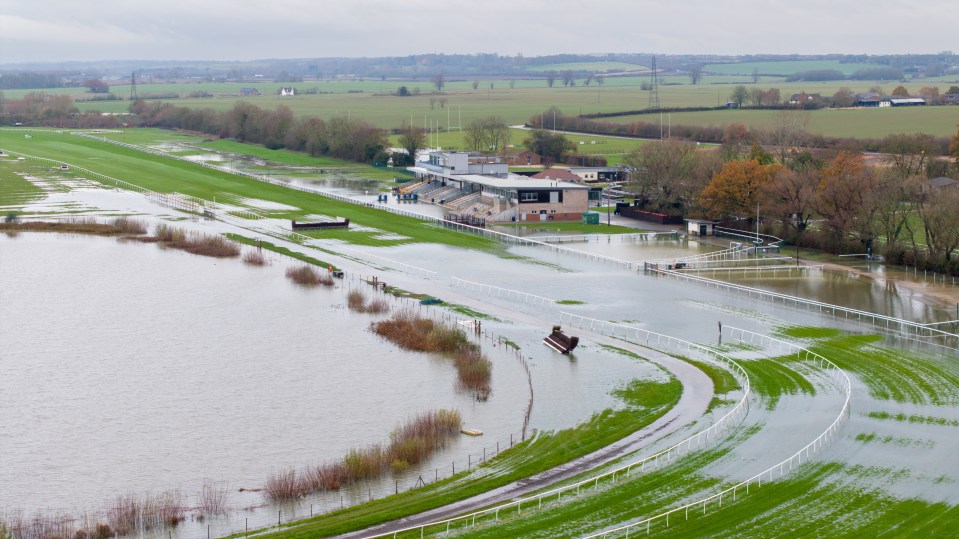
top-left (595, 76), bottom-right (605, 86)
top-left (917, 185), bottom-right (959, 262)
top-left (700, 159), bottom-right (780, 220)
top-left (832, 87), bottom-right (855, 108)
top-left (918, 86), bottom-right (941, 104)
top-left (719, 123), bottom-right (751, 162)
top-left (748, 142), bottom-right (775, 165)
top-left (815, 152), bottom-right (878, 251)
top-left (395, 86), bottom-right (410, 97)
top-left (84, 79), bottom-right (109, 94)
top-left (622, 140), bottom-right (701, 214)
top-left (509, 79), bottom-right (516, 89)
top-left (397, 125), bottom-right (426, 166)
top-left (688, 65), bottom-right (703, 85)
top-left (763, 110), bottom-right (810, 166)
top-left (947, 86), bottom-right (959, 95)
top-left (472, 81), bottom-right (479, 90)
top-left (523, 130), bottom-right (574, 166)
top-left (729, 85), bottom-right (749, 108)
top-left (950, 123), bottom-right (959, 173)
top-left (761, 167), bottom-right (819, 242)
top-left (584, 74), bottom-right (594, 87)
top-left (752, 68), bottom-right (760, 84)
top-left (749, 88), bottom-right (765, 107)
top-left (464, 116), bottom-right (510, 153)
top-left (431, 71), bottom-right (445, 92)
top-left (763, 88), bottom-right (781, 106)
top-left (561, 70), bottom-right (575, 87)
top-left (891, 85), bottom-right (910, 97)
top-left (545, 71), bottom-right (557, 88)
top-left (881, 133), bottom-right (938, 178)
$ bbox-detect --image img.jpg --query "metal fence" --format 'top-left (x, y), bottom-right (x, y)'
top-left (449, 277), bottom-right (556, 309)
top-left (363, 315), bottom-right (753, 539)
top-left (646, 266), bottom-right (959, 349)
top-left (583, 325), bottom-right (852, 539)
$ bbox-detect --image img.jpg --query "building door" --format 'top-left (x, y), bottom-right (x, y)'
top-left (700, 224), bottom-right (708, 236)
top-left (540, 210), bottom-right (548, 221)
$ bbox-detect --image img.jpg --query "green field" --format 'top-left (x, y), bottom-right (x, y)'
top-left (705, 59), bottom-right (883, 76)
top-left (606, 105), bottom-right (959, 138)
top-left (524, 61), bottom-right (648, 73)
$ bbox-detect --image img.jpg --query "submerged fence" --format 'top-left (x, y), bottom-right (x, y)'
top-left (646, 266), bottom-right (959, 349)
top-left (363, 317), bottom-right (753, 539)
top-left (582, 325), bottom-right (852, 539)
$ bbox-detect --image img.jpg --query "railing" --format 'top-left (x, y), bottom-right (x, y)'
top-left (646, 266), bottom-right (959, 348)
top-left (535, 231), bottom-right (679, 243)
top-left (364, 317), bottom-right (753, 539)
top-left (584, 325), bottom-right (852, 539)
top-left (449, 277), bottom-right (556, 308)
top-left (714, 225), bottom-right (784, 247)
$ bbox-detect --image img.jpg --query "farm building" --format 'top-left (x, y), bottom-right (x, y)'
top-left (407, 151), bottom-right (590, 222)
top-left (239, 88), bottom-right (260, 96)
top-left (880, 97), bottom-right (925, 107)
top-left (278, 87), bottom-right (296, 96)
top-left (854, 92), bottom-right (882, 107)
top-left (788, 93), bottom-right (822, 105)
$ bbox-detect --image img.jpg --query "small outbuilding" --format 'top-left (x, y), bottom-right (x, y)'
top-left (686, 219), bottom-right (717, 237)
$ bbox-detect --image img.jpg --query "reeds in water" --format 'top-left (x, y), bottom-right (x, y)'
top-left (198, 480), bottom-right (230, 515)
top-left (261, 409), bottom-right (461, 501)
top-left (285, 265), bottom-right (333, 286)
top-left (347, 290), bottom-right (389, 313)
top-left (241, 249), bottom-right (267, 266)
top-left (0, 217), bottom-right (146, 236)
top-left (111, 217), bottom-right (147, 235)
top-left (151, 224), bottom-right (240, 257)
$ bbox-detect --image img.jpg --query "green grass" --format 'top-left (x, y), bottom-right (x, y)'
top-left (225, 234), bottom-right (337, 269)
top-left (605, 106), bottom-right (959, 138)
top-left (97, 127), bottom-right (205, 146)
top-left (200, 139), bottom-right (354, 167)
top-left (867, 411), bottom-right (959, 427)
top-left (736, 356), bottom-right (816, 410)
top-left (524, 61), bottom-right (648, 73)
top-left (444, 303), bottom-right (500, 321)
top-left (0, 159), bottom-right (45, 206)
top-left (704, 59), bottom-right (881, 76)
top-left (556, 300), bottom-right (584, 305)
top-left (247, 376), bottom-right (682, 539)
top-left (0, 130), bottom-right (500, 252)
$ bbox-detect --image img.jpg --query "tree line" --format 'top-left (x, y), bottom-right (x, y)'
top-left (618, 115), bottom-right (959, 275)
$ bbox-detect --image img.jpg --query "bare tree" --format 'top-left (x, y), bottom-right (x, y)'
top-left (561, 70), bottom-right (575, 87)
top-left (397, 125), bottom-right (426, 165)
top-left (545, 71), bottom-right (557, 88)
top-left (688, 64), bottom-right (703, 85)
top-left (471, 81), bottom-right (479, 90)
top-left (752, 68), bottom-right (760, 84)
top-left (763, 110), bottom-right (811, 166)
top-left (464, 116), bottom-right (510, 153)
top-left (431, 71), bottom-right (445, 92)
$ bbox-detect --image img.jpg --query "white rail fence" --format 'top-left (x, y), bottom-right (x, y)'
top-left (583, 325), bottom-right (852, 539)
top-left (646, 267), bottom-right (959, 349)
top-left (449, 277), bottom-right (556, 309)
top-left (364, 318), bottom-right (753, 539)
top-left (68, 132), bottom-right (653, 271)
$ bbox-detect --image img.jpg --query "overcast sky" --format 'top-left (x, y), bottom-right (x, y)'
top-left (2, 0), bottom-right (957, 64)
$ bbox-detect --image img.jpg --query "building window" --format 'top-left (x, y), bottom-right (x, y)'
top-left (550, 210), bottom-right (557, 213)
top-left (520, 192), bottom-right (538, 202)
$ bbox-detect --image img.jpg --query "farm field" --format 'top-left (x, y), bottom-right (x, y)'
top-left (704, 59), bottom-right (881, 76)
top-left (604, 105), bottom-right (959, 138)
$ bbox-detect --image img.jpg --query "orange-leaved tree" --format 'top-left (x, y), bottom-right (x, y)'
top-left (700, 159), bottom-right (780, 220)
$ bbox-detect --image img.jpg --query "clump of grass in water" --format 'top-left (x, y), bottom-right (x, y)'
top-left (347, 289), bottom-right (389, 313)
top-left (372, 310), bottom-right (492, 398)
top-left (150, 224), bottom-right (240, 257)
top-left (285, 264), bottom-right (333, 286)
top-left (263, 410), bottom-right (461, 500)
top-left (112, 216), bottom-right (147, 235)
top-left (241, 249), bottom-right (267, 266)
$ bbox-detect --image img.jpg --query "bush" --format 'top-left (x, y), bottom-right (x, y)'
top-left (285, 265), bottom-right (333, 286)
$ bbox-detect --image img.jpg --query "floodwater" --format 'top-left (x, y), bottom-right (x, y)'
top-left (0, 233), bottom-right (659, 525)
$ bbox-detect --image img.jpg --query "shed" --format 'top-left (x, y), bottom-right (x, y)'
top-left (686, 219), bottom-right (717, 237)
